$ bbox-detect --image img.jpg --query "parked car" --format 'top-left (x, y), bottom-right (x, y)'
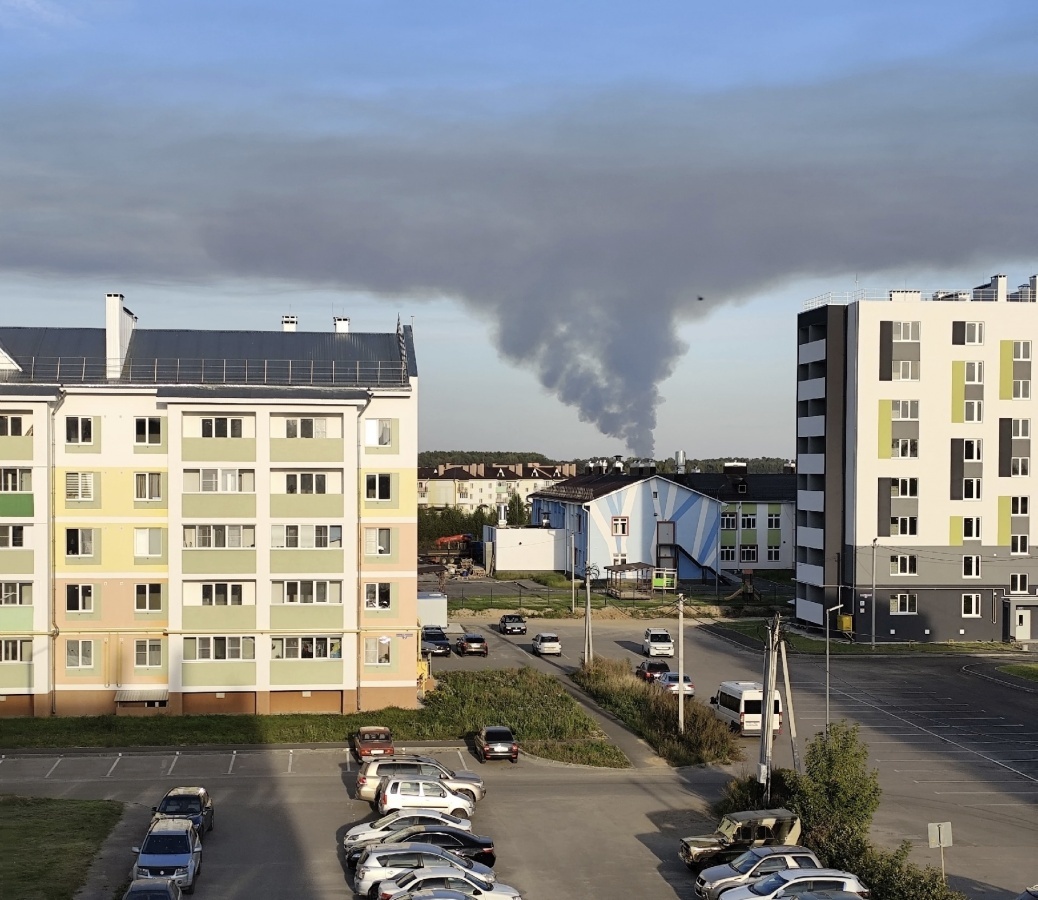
top-left (498, 614), bottom-right (527, 635)
top-left (634, 660), bottom-right (671, 681)
top-left (455, 634), bottom-right (488, 657)
top-left (353, 725), bottom-right (396, 760)
top-left (354, 842), bottom-right (495, 898)
top-left (715, 868), bottom-right (868, 899)
top-left (695, 846), bottom-right (821, 900)
top-left (1016, 887), bottom-right (1038, 900)
top-left (421, 627), bottom-right (452, 657)
top-left (376, 866), bottom-right (522, 900)
top-left (150, 786), bottom-right (214, 838)
top-left (679, 809), bottom-right (802, 870)
top-left (642, 628), bottom-right (675, 657)
top-left (122, 879), bottom-right (182, 900)
top-left (475, 726), bottom-right (518, 763)
top-left (376, 777), bottom-right (476, 818)
top-left (656, 672), bottom-right (695, 696)
top-left (356, 756), bottom-right (486, 803)
top-left (343, 810), bottom-right (472, 848)
top-left (531, 633), bottom-right (561, 656)
top-left (131, 817), bottom-right (203, 894)
top-left (346, 825), bottom-right (495, 869)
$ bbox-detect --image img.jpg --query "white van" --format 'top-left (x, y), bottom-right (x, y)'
top-left (709, 681), bottom-right (782, 735)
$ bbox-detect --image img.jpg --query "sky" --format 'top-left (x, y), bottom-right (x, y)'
top-left (2, 2), bottom-right (1038, 461)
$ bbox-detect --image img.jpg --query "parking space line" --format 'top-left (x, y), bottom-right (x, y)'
top-left (167, 752), bottom-right (179, 776)
top-left (455, 749), bottom-right (468, 770)
top-left (343, 752), bottom-right (352, 773)
top-left (288, 750), bottom-right (294, 774)
top-left (105, 754), bottom-right (122, 777)
top-left (227, 751), bottom-right (237, 775)
top-left (934, 790), bottom-right (1038, 795)
top-left (45, 758), bottom-right (62, 778)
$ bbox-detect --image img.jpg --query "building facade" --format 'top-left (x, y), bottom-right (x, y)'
top-left (795, 273), bottom-right (1038, 643)
top-left (418, 462), bottom-right (576, 514)
top-left (0, 295), bottom-right (418, 716)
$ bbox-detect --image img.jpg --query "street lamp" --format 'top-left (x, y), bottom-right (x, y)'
top-left (583, 563), bottom-right (600, 665)
top-left (825, 602), bottom-right (842, 733)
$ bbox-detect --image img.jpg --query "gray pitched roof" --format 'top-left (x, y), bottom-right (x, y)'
top-left (529, 473), bottom-right (645, 503)
top-left (669, 473), bottom-right (797, 503)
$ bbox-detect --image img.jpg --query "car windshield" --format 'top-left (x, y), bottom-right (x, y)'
top-left (749, 873), bottom-right (790, 895)
top-left (142, 834), bottom-right (190, 855)
top-left (650, 632), bottom-right (670, 641)
top-left (484, 728), bottom-right (513, 741)
top-left (731, 850), bottom-right (764, 874)
top-left (159, 797), bottom-right (201, 814)
top-left (540, 634), bottom-right (558, 642)
top-left (396, 872), bottom-right (419, 889)
top-left (464, 635), bottom-right (483, 642)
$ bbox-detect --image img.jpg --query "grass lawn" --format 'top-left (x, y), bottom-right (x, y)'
top-left (0, 669), bottom-right (630, 768)
top-left (0, 795), bottom-right (123, 900)
top-left (998, 663), bottom-right (1038, 681)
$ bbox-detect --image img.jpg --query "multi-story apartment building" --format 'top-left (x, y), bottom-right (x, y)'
top-left (795, 273), bottom-right (1038, 643)
top-left (0, 295), bottom-right (418, 716)
top-left (418, 462), bottom-right (576, 513)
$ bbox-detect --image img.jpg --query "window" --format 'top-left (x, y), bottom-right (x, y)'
top-left (740, 546), bottom-right (758, 563)
top-left (1014, 419), bottom-right (1031, 438)
top-left (963, 517), bottom-right (981, 540)
top-left (65, 528), bottom-right (94, 557)
top-left (183, 469), bottom-right (255, 493)
top-left (767, 513), bottom-right (781, 529)
top-left (134, 472), bottom-right (162, 500)
top-left (963, 478), bottom-right (982, 500)
top-left (890, 516), bottom-right (918, 536)
top-left (65, 584), bottom-right (93, 612)
top-left (892, 400), bottom-right (919, 420)
top-left (892, 478), bottom-right (918, 498)
top-left (201, 416), bottom-right (243, 438)
top-left (1, 639), bottom-right (30, 662)
top-left (0, 414), bottom-right (24, 436)
top-left (134, 528), bottom-right (163, 558)
top-left (892, 321), bottom-right (920, 341)
top-left (364, 636), bottom-right (391, 666)
top-left (890, 554), bottom-right (917, 575)
top-left (286, 472), bottom-right (326, 495)
top-left (1012, 457), bottom-right (1030, 477)
top-left (135, 639), bottom-right (162, 667)
top-left (201, 582), bottom-right (244, 606)
top-left (965, 361), bottom-right (984, 384)
top-left (963, 439), bottom-right (982, 462)
top-left (964, 322), bottom-right (984, 344)
top-left (275, 580), bottom-right (341, 604)
top-left (1014, 380), bottom-right (1031, 400)
top-left (65, 416), bottom-right (92, 444)
top-left (366, 473), bottom-right (392, 501)
top-left (0, 525), bottom-right (25, 548)
top-left (890, 593), bottom-right (917, 615)
top-left (767, 545), bottom-right (780, 561)
top-left (720, 547), bottom-right (736, 562)
top-left (611, 553), bottom-right (627, 566)
top-left (0, 582), bottom-right (31, 605)
top-left (962, 593), bottom-right (981, 618)
top-left (365, 583), bottom-right (391, 609)
top-left (135, 583), bottom-right (162, 611)
top-left (0, 468), bottom-right (30, 492)
top-left (285, 417), bottom-right (326, 439)
top-left (721, 512), bottom-right (737, 530)
top-left (964, 400), bottom-right (983, 422)
top-left (365, 418), bottom-right (392, 447)
top-left (893, 360), bottom-right (919, 381)
top-left (611, 517), bottom-right (629, 536)
top-left (1014, 340), bottom-right (1031, 361)
top-left (1011, 534), bottom-right (1029, 555)
top-left (182, 525), bottom-right (256, 549)
top-left (1012, 496), bottom-right (1029, 515)
top-left (183, 636), bottom-right (255, 661)
top-left (364, 527), bottom-right (392, 556)
top-left (65, 472), bottom-right (94, 501)
top-left (740, 513), bottom-right (756, 530)
top-left (135, 417), bottom-right (161, 445)
top-left (962, 555), bottom-right (981, 578)
top-left (271, 524), bottom-right (342, 549)
top-left (65, 639), bottom-right (93, 668)
top-left (1011, 573), bottom-right (1029, 594)
top-left (892, 438), bottom-right (918, 458)
top-left (271, 636), bottom-right (342, 660)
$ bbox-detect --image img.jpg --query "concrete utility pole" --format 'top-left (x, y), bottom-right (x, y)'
top-left (758, 616), bottom-right (780, 802)
top-left (825, 602), bottom-right (843, 733)
top-left (583, 563), bottom-right (599, 664)
top-left (570, 532), bottom-right (576, 614)
top-left (677, 594), bottom-right (685, 734)
top-left (778, 639), bottom-right (803, 775)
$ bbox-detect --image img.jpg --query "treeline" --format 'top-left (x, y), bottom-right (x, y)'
top-left (419, 452), bottom-right (791, 474)
top-left (419, 451), bottom-right (558, 467)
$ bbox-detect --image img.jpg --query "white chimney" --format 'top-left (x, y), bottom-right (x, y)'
top-left (105, 293), bottom-right (136, 380)
top-left (281, 315), bottom-right (297, 332)
top-left (333, 316), bottom-right (350, 334)
top-left (675, 449), bottom-right (686, 474)
top-left (497, 503), bottom-right (509, 527)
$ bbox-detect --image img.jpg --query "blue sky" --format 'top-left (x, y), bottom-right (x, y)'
top-left (2, 1), bottom-right (1037, 459)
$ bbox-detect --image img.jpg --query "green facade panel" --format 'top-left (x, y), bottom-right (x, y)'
top-left (949, 516), bottom-right (963, 546)
top-left (270, 549), bottom-right (345, 574)
top-left (0, 662), bottom-right (33, 690)
top-left (182, 493), bottom-right (257, 519)
top-left (720, 533), bottom-right (736, 548)
top-left (270, 659), bottom-right (345, 686)
top-left (740, 529), bottom-right (758, 545)
top-left (877, 399), bottom-right (892, 458)
top-left (181, 661), bottom-right (257, 687)
top-left (0, 607), bottom-right (33, 631)
top-left (182, 606), bottom-right (257, 632)
top-left (0, 550), bottom-right (34, 574)
top-left (270, 494), bottom-right (344, 519)
top-left (950, 361), bottom-right (965, 424)
top-left (767, 528), bottom-right (781, 544)
top-left (270, 439), bottom-right (344, 463)
top-left (1000, 341), bottom-right (1014, 400)
top-left (998, 496), bottom-right (1012, 547)
top-left (181, 549), bottom-right (257, 575)
top-left (0, 494), bottom-right (33, 517)
top-left (270, 605), bottom-right (345, 630)
top-left (0, 436), bottom-right (33, 460)
top-left (768, 504), bottom-right (782, 514)
top-left (182, 438), bottom-right (256, 462)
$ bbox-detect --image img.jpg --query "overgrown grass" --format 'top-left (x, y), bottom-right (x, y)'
top-left (0, 794), bottom-right (123, 900)
top-left (999, 663), bottom-right (1038, 681)
top-left (571, 658), bottom-right (741, 766)
top-left (0, 669), bottom-right (630, 767)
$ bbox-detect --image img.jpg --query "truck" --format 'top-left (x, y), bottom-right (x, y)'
top-left (678, 808), bottom-right (802, 870)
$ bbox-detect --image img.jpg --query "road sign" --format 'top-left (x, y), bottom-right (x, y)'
top-left (928, 822), bottom-right (953, 848)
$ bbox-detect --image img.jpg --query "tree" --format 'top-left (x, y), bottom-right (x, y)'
top-left (506, 493), bottom-right (529, 526)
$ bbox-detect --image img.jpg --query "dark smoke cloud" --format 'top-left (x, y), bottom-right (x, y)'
top-left (1, 66), bottom-right (1037, 453)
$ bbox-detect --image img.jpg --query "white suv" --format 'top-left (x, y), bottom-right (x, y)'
top-left (375, 777), bottom-right (476, 819)
top-left (354, 842), bottom-right (494, 897)
top-left (642, 628), bottom-right (674, 657)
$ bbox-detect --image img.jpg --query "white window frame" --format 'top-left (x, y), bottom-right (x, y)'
top-left (184, 635), bottom-right (255, 661)
top-left (890, 554), bottom-right (917, 576)
top-left (285, 472), bottom-right (327, 495)
top-left (364, 636), bottom-right (391, 666)
top-left (201, 416), bottom-right (243, 438)
top-left (0, 525), bottom-right (25, 549)
top-left (1013, 380), bottom-right (1031, 401)
top-left (719, 547), bottom-right (736, 562)
top-left (1010, 573), bottom-right (1029, 594)
top-left (135, 583), bottom-right (162, 611)
top-left (285, 416), bottom-right (327, 439)
top-left (611, 516), bottom-right (629, 536)
top-left (271, 524), bottom-right (342, 549)
top-left (890, 593), bottom-right (918, 615)
top-left (767, 513), bottom-right (781, 529)
top-left (0, 414), bottom-right (25, 437)
top-left (961, 593), bottom-right (981, 618)
top-left (740, 545), bottom-right (758, 563)
top-left (201, 582), bottom-right (245, 606)
top-left (964, 322), bottom-right (984, 345)
top-left (963, 439), bottom-right (982, 462)
top-left (134, 472), bottom-right (162, 501)
top-left (276, 580), bottom-right (340, 604)
top-left (893, 360), bottom-right (919, 381)
top-left (65, 584), bottom-right (93, 613)
top-left (66, 638), bottom-right (93, 668)
top-left (184, 468), bottom-right (255, 493)
top-left (0, 468), bottom-right (31, 492)
top-left (365, 418), bottom-right (392, 447)
top-left (962, 555), bottom-right (982, 578)
top-left (134, 527), bottom-right (163, 558)
top-left (611, 553), bottom-right (627, 566)
top-left (2, 638), bottom-right (30, 661)
top-left (891, 477), bottom-right (918, 498)
top-left (66, 527), bottom-right (94, 557)
top-left (1013, 419), bottom-right (1031, 438)
top-left (740, 513), bottom-right (756, 530)
top-left (134, 639), bottom-right (162, 668)
top-left (892, 321), bottom-right (920, 341)
top-left (964, 361), bottom-right (984, 384)
top-left (1012, 496), bottom-right (1030, 516)
top-left (364, 582), bottom-right (392, 610)
top-left (963, 478), bottom-right (982, 500)
top-left (0, 582), bottom-right (31, 606)
top-left (1011, 534), bottom-right (1029, 556)
top-left (270, 635), bottom-right (342, 660)
top-left (767, 545), bottom-right (780, 561)
top-left (182, 525), bottom-right (256, 549)
top-left (1012, 457), bottom-right (1030, 477)
top-left (365, 473), bottom-right (392, 501)
top-left (364, 527), bottom-right (392, 556)
top-left (962, 517), bottom-right (981, 540)
top-left (892, 438), bottom-right (918, 458)
top-left (964, 400), bottom-right (983, 422)
top-left (134, 417), bottom-right (162, 445)
top-left (890, 516), bottom-right (917, 536)
top-left (1014, 340), bottom-right (1031, 361)
top-left (892, 400), bottom-right (919, 420)
top-left (65, 472), bottom-right (94, 501)
top-left (720, 512), bottom-right (737, 530)
top-left (65, 416), bottom-right (93, 445)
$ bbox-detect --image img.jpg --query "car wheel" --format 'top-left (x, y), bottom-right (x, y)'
top-left (451, 808), bottom-right (467, 818)
top-left (456, 789), bottom-right (476, 802)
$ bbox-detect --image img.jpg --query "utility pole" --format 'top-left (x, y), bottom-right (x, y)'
top-left (583, 563), bottom-right (599, 665)
top-left (825, 602), bottom-right (842, 734)
top-left (677, 594), bottom-right (685, 734)
top-left (758, 615), bottom-right (780, 802)
top-left (570, 532), bottom-right (576, 614)
top-left (778, 639), bottom-right (802, 775)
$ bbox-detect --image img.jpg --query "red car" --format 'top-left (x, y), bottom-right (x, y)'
top-left (635, 660), bottom-right (671, 682)
top-left (455, 633), bottom-right (489, 657)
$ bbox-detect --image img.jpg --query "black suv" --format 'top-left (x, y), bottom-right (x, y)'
top-left (498, 614), bottom-right (527, 635)
top-left (421, 626), bottom-right (452, 657)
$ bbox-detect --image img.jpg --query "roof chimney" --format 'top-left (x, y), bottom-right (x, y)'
top-left (281, 315), bottom-right (297, 332)
top-left (105, 293), bottom-right (136, 380)
top-left (333, 316), bottom-right (350, 334)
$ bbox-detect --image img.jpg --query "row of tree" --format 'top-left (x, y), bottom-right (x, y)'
top-left (418, 498), bottom-right (529, 551)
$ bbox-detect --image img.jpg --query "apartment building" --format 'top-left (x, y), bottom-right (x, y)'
top-left (0, 295), bottom-right (418, 716)
top-left (418, 462), bottom-right (576, 513)
top-left (795, 273), bottom-right (1038, 643)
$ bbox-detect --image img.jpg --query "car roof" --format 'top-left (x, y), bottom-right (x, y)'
top-left (147, 817), bottom-right (196, 834)
top-left (365, 841), bottom-right (460, 855)
top-left (773, 869), bottom-right (859, 880)
top-left (384, 775), bottom-right (456, 786)
top-left (536, 632), bottom-right (559, 638)
top-left (723, 808), bottom-right (797, 823)
top-left (746, 845), bottom-right (814, 857)
top-left (163, 786), bottom-right (206, 796)
top-left (461, 633), bottom-right (484, 639)
top-left (359, 725), bottom-right (391, 735)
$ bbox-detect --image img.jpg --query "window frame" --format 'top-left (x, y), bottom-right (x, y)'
top-left (893, 360), bottom-right (919, 381)
top-left (1010, 573), bottom-right (1029, 594)
top-left (767, 545), bottom-right (781, 562)
top-left (0, 467), bottom-right (31, 492)
top-left (134, 638), bottom-right (162, 668)
top-left (963, 439), bottom-right (982, 462)
top-left (66, 638), bottom-right (93, 668)
top-left (134, 417), bottom-right (162, 445)
top-left (1012, 457), bottom-right (1030, 477)
top-left (364, 582), bottom-right (392, 610)
top-left (962, 517), bottom-right (981, 540)
top-left (890, 554), bottom-right (918, 576)
top-left (182, 524), bottom-right (256, 549)
top-left (892, 438), bottom-right (919, 458)
top-left (964, 361), bottom-right (984, 384)
top-left (1013, 419), bottom-right (1031, 438)
top-left (135, 583), bottom-right (162, 612)
top-left (65, 584), bottom-right (94, 613)
top-left (720, 512), bottom-right (737, 530)
top-left (364, 418), bottom-right (392, 447)
top-left (65, 416), bottom-right (93, 445)
top-left (740, 513), bottom-right (757, 530)
top-left (1014, 340), bottom-right (1031, 362)
top-left (65, 472), bottom-right (94, 501)
top-left (961, 593), bottom-right (981, 618)
top-left (365, 473), bottom-right (392, 501)
top-left (285, 416), bottom-right (327, 439)
top-left (201, 582), bottom-right (245, 606)
top-left (0, 414), bottom-right (24, 437)
top-left (891, 477), bottom-right (918, 498)
top-left (276, 580), bottom-right (340, 604)
top-left (962, 478), bottom-right (982, 500)
top-left (1013, 380), bottom-right (1031, 401)
top-left (767, 512), bottom-right (781, 529)
top-left (134, 472), bottom-right (162, 501)
top-left (1011, 496), bottom-right (1029, 516)
top-left (892, 400), bottom-right (919, 421)
top-left (962, 555), bottom-right (982, 579)
top-left (0, 582), bottom-right (31, 606)
top-left (363, 636), bottom-right (392, 666)
top-left (964, 322), bottom-right (984, 345)
top-left (364, 527), bottom-right (392, 556)
top-left (184, 635), bottom-right (255, 661)
top-left (719, 547), bottom-right (736, 562)
top-left (65, 527), bottom-right (95, 557)
top-left (611, 516), bottom-right (629, 536)
top-left (890, 516), bottom-right (918, 536)
top-left (890, 593), bottom-right (918, 615)
top-left (200, 416), bottom-right (244, 439)
top-left (964, 400), bottom-right (983, 422)
top-left (133, 527), bottom-right (163, 558)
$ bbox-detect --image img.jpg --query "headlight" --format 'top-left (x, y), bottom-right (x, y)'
top-left (135, 866), bottom-right (148, 878)
top-left (174, 867), bottom-right (188, 876)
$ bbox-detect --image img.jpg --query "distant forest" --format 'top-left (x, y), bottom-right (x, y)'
top-left (418, 452), bottom-right (791, 474)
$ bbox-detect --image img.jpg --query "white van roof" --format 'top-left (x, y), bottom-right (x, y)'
top-left (718, 681), bottom-right (764, 692)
